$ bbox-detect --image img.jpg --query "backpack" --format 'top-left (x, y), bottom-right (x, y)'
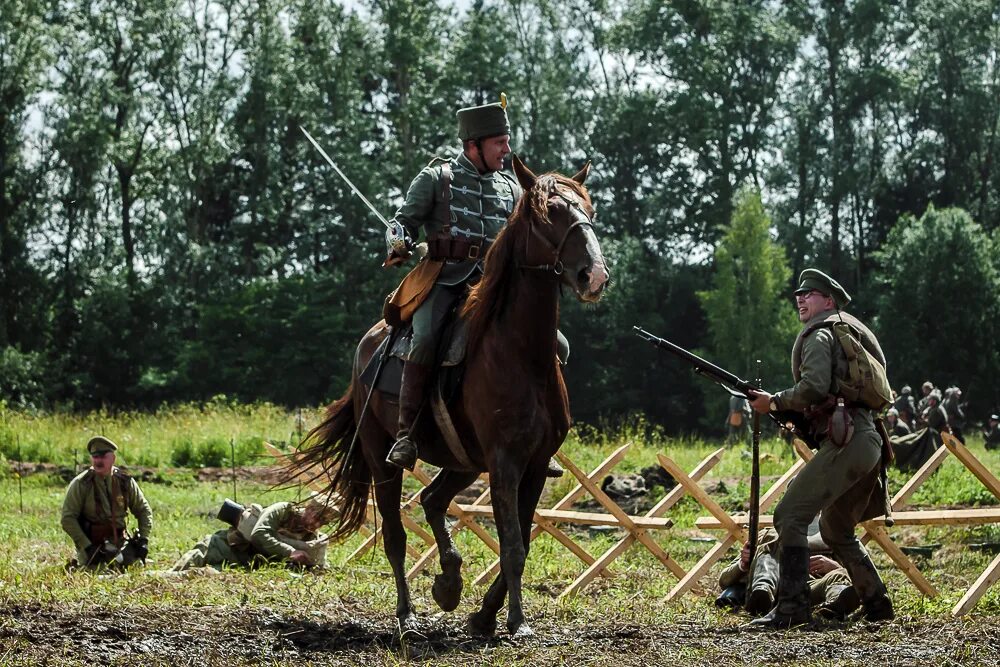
top-left (825, 321), bottom-right (892, 411)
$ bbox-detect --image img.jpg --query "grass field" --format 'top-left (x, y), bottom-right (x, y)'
top-left (1, 405), bottom-right (1000, 665)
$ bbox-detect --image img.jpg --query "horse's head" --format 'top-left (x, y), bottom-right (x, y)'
top-left (511, 154), bottom-right (610, 302)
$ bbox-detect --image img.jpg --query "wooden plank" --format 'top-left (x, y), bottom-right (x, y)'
top-left (658, 453), bottom-right (744, 540)
top-left (953, 551), bottom-right (1000, 616)
top-left (558, 448), bottom-right (725, 598)
top-left (667, 534), bottom-right (739, 600)
top-left (860, 444), bottom-right (951, 547)
top-left (696, 508), bottom-right (1000, 530)
top-left (473, 444), bottom-right (632, 587)
top-left (865, 525), bottom-right (938, 597)
top-left (558, 452), bottom-right (684, 578)
top-left (457, 505), bottom-right (673, 528)
top-left (942, 432), bottom-right (1000, 500)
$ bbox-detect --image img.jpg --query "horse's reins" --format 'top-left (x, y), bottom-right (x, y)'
top-left (518, 189), bottom-right (595, 275)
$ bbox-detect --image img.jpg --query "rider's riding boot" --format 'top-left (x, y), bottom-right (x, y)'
top-left (386, 362), bottom-right (432, 471)
top-left (843, 553), bottom-right (894, 622)
top-left (749, 546), bottom-right (811, 629)
top-left (745, 551), bottom-right (780, 616)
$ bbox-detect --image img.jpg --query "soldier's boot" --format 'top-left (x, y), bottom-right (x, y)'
top-left (814, 583), bottom-right (861, 621)
top-left (745, 551), bottom-right (780, 616)
top-left (843, 553), bottom-right (894, 622)
top-left (386, 362), bottom-right (433, 471)
top-left (748, 546), bottom-right (811, 629)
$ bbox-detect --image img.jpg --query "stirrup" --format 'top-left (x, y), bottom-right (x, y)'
top-left (386, 437), bottom-right (417, 471)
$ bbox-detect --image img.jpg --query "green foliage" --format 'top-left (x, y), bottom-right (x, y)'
top-left (698, 187), bottom-right (799, 429)
top-left (874, 206), bottom-right (1000, 410)
top-left (0, 347), bottom-right (48, 408)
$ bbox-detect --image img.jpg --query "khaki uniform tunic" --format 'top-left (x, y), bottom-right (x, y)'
top-left (61, 467), bottom-right (153, 563)
top-left (769, 309), bottom-right (887, 561)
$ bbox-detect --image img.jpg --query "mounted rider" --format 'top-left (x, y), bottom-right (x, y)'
top-left (383, 96), bottom-right (522, 471)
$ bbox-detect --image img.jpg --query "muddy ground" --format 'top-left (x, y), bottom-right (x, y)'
top-left (1, 602), bottom-right (996, 666)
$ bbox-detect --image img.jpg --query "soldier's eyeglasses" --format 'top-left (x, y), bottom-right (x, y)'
top-left (90, 451), bottom-right (112, 458)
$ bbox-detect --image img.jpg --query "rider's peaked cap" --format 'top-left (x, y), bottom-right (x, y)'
top-left (457, 94), bottom-right (510, 141)
top-left (793, 268), bottom-right (851, 308)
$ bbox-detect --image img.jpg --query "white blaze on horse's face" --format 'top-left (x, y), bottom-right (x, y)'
top-left (578, 224), bottom-right (609, 301)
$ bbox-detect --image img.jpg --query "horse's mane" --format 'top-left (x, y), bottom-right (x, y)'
top-left (462, 173), bottom-right (592, 355)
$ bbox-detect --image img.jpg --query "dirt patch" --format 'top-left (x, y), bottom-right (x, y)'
top-left (1, 602), bottom-right (997, 666)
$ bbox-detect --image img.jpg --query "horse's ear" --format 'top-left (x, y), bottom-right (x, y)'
top-left (512, 154), bottom-right (537, 190)
top-left (571, 161), bottom-right (591, 185)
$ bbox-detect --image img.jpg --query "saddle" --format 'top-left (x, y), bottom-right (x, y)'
top-left (358, 318), bottom-right (467, 402)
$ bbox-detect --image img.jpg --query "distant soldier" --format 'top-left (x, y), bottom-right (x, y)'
top-left (749, 269), bottom-right (893, 627)
top-left (886, 408), bottom-right (911, 438)
top-left (61, 436), bottom-right (152, 569)
top-left (916, 380), bottom-right (935, 415)
top-left (984, 415), bottom-right (1000, 451)
top-left (171, 495), bottom-right (339, 571)
top-left (726, 394), bottom-right (752, 445)
top-left (893, 385), bottom-right (916, 430)
top-left (920, 390), bottom-right (950, 433)
top-left (942, 387), bottom-right (966, 443)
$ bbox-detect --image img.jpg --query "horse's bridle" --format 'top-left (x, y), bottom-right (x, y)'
top-left (518, 188), bottom-right (595, 275)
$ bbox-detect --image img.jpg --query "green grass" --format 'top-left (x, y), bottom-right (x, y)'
top-left (1, 405), bottom-right (999, 623)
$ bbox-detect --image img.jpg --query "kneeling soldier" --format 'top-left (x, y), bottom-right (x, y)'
top-left (61, 436), bottom-right (152, 569)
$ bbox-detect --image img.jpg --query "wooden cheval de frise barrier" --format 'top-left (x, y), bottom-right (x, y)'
top-left (684, 432), bottom-right (1000, 616)
top-left (271, 432), bottom-right (1000, 613)
top-left (270, 441), bottom-right (730, 598)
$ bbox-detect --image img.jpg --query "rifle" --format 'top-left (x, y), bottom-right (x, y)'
top-left (633, 326), bottom-right (817, 449)
top-left (746, 361), bottom-right (762, 587)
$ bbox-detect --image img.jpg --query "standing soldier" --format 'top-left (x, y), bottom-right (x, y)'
top-left (726, 394), bottom-right (752, 445)
top-left (748, 269), bottom-right (893, 627)
top-left (984, 415), bottom-right (1000, 450)
top-left (916, 380), bottom-right (935, 414)
top-left (942, 387), bottom-right (966, 443)
top-left (61, 436), bottom-right (153, 568)
top-left (893, 385), bottom-right (916, 430)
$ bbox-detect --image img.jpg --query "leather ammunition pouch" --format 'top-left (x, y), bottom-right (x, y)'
top-left (83, 520), bottom-right (124, 548)
top-left (427, 237), bottom-right (489, 262)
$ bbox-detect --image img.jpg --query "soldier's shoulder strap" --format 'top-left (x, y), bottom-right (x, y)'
top-left (439, 161), bottom-right (453, 230)
top-left (426, 155), bottom-right (449, 168)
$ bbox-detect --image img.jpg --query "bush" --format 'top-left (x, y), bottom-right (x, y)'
top-left (0, 348), bottom-right (48, 409)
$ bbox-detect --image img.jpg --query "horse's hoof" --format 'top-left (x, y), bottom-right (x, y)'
top-left (467, 611), bottom-right (497, 637)
top-left (398, 613), bottom-right (421, 636)
top-left (432, 572), bottom-right (463, 612)
top-left (509, 622), bottom-right (535, 640)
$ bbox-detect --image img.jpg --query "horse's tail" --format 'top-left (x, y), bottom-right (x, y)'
top-left (284, 385), bottom-right (371, 541)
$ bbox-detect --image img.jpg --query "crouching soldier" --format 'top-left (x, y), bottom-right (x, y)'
top-left (171, 493), bottom-right (339, 571)
top-left (61, 436), bottom-right (152, 569)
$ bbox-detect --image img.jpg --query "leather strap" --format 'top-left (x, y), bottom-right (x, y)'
top-left (427, 237), bottom-right (488, 262)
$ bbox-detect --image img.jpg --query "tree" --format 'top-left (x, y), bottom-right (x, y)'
top-left (874, 206), bottom-right (1000, 411)
top-left (698, 186), bottom-right (799, 427)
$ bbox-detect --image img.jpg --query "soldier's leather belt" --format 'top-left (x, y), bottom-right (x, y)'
top-left (427, 237), bottom-right (488, 262)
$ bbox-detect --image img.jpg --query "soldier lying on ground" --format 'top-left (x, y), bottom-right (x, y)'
top-left (715, 527), bottom-right (860, 621)
top-left (61, 436), bottom-right (153, 570)
top-left (171, 494), bottom-right (339, 571)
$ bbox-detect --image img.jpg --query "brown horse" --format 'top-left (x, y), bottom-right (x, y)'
top-left (290, 155), bottom-right (609, 638)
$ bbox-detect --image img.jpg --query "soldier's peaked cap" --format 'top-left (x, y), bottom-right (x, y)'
top-left (457, 93), bottom-right (511, 141)
top-left (793, 268), bottom-right (851, 308)
top-left (87, 435), bottom-right (118, 454)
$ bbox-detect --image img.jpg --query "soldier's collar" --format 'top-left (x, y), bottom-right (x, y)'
top-left (455, 151), bottom-right (497, 180)
top-left (802, 308), bottom-right (839, 328)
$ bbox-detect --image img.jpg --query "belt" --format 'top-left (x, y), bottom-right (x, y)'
top-left (427, 237), bottom-right (488, 262)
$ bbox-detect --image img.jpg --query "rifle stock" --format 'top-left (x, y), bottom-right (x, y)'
top-left (633, 326), bottom-right (817, 449)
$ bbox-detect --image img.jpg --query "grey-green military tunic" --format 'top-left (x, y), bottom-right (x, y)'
top-left (61, 467), bottom-right (152, 564)
top-left (924, 403), bottom-right (949, 432)
top-left (770, 309), bottom-right (886, 563)
top-left (171, 501), bottom-right (322, 570)
top-left (392, 152), bottom-right (521, 364)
